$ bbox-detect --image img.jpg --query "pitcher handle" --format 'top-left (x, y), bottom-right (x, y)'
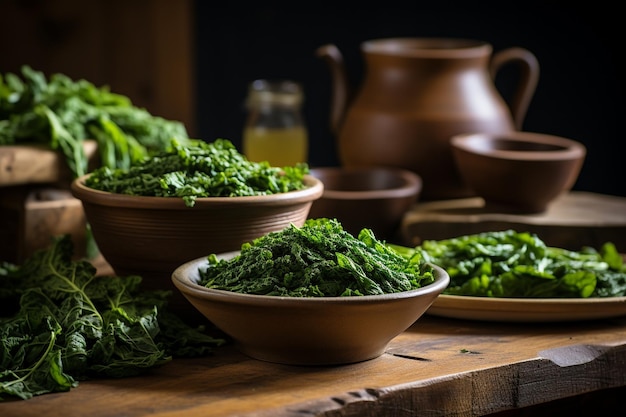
top-left (316, 44), bottom-right (350, 136)
top-left (490, 47), bottom-right (540, 130)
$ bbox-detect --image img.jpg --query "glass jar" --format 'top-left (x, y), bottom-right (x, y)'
top-left (242, 79), bottom-right (308, 167)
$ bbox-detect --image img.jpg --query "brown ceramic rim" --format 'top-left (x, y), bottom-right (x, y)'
top-left (71, 174), bottom-right (324, 209)
top-left (451, 132), bottom-right (587, 161)
top-left (362, 38), bottom-right (491, 58)
top-left (310, 167), bottom-right (422, 200)
top-left (172, 252), bottom-right (450, 306)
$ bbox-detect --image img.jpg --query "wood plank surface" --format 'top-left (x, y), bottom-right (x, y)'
top-left (0, 141), bottom-right (98, 186)
top-left (401, 191), bottom-right (626, 252)
top-left (0, 144), bottom-right (73, 186)
top-left (2, 315), bottom-right (625, 417)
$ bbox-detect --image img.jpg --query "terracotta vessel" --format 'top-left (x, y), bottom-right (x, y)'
top-left (317, 38), bottom-right (540, 200)
top-left (172, 253), bottom-right (449, 365)
top-left (308, 167), bottom-right (422, 241)
top-left (451, 131), bottom-right (586, 213)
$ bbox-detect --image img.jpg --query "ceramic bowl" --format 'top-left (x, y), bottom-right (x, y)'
top-left (451, 131), bottom-right (586, 213)
top-left (307, 167), bottom-right (422, 241)
top-left (71, 174), bottom-right (323, 320)
top-left (171, 252), bottom-right (449, 365)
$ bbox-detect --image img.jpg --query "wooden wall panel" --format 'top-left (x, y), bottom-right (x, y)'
top-left (0, 0), bottom-right (195, 135)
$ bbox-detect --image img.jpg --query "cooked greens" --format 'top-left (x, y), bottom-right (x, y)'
top-left (0, 235), bottom-right (226, 401)
top-left (390, 230), bottom-right (626, 298)
top-left (0, 65), bottom-right (189, 177)
top-left (85, 138), bottom-right (309, 207)
top-left (199, 218), bottom-right (435, 296)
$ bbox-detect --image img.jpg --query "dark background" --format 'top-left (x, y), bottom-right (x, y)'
top-left (194, 2), bottom-right (625, 198)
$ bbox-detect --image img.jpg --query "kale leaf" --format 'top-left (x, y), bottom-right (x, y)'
top-left (0, 65), bottom-right (189, 177)
top-left (0, 235), bottom-right (226, 401)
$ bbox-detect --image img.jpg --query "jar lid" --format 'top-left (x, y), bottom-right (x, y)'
top-left (246, 79), bottom-right (303, 107)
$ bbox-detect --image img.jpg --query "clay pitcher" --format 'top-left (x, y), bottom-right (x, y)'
top-left (316, 38), bottom-right (539, 200)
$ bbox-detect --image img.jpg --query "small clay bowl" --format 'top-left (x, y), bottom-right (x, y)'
top-left (451, 131), bottom-right (586, 213)
top-left (172, 252), bottom-right (449, 366)
top-left (308, 167), bottom-right (422, 241)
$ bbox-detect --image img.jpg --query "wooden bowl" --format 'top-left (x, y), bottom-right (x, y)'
top-left (71, 174), bottom-right (323, 320)
top-left (308, 167), bottom-right (422, 241)
top-left (451, 131), bottom-right (586, 213)
top-left (172, 252), bottom-right (449, 365)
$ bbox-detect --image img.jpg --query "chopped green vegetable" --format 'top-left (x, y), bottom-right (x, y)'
top-left (199, 218), bottom-right (435, 297)
top-left (0, 235), bottom-right (226, 401)
top-left (0, 65), bottom-right (189, 176)
top-left (85, 138), bottom-right (310, 207)
top-left (390, 230), bottom-right (626, 298)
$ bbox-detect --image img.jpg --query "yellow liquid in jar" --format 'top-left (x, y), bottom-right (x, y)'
top-left (243, 127), bottom-right (308, 167)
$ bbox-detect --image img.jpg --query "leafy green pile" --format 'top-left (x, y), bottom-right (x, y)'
top-left (391, 230), bottom-right (626, 298)
top-left (199, 218), bottom-right (435, 296)
top-left (0, 65), bottom-right (189, 177)
top-left (85, 138), bottom-right (310, 207)
top-left (0, 235), bottom-right (226, 401)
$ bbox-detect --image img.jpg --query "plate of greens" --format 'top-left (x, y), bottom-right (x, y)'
top-left (390, 230), bottom-right (626, 322)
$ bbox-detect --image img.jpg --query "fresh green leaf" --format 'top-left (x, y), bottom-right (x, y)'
top-left (0, 235), bottom-right (226, 401)
top-left (0, 65), bottom-right (189, 177)
top-left (391, 230), bottom-right (626, 298)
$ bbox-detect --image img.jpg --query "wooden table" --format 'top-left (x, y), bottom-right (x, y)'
top-left (3, 314), bottom-right (625, 417)
top-left (2, 184), bottom-right (625, 416)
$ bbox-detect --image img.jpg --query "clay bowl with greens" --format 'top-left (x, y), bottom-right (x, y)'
top-left (171, 218), bottom-right (450, 365)
top-left (71, 139), bottom-right (323, 320)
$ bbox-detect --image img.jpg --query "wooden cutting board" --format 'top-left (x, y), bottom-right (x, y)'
top-left (0, 141), bottom-right (98, 186)
top-left (401, 191), bottom-right (626, 252)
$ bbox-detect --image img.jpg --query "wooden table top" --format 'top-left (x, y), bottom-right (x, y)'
top-left (3, 313), bottom-right (625, 417)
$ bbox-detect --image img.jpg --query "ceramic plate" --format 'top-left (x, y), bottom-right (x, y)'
top-left (427, 294), bottom-right (626, 322)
